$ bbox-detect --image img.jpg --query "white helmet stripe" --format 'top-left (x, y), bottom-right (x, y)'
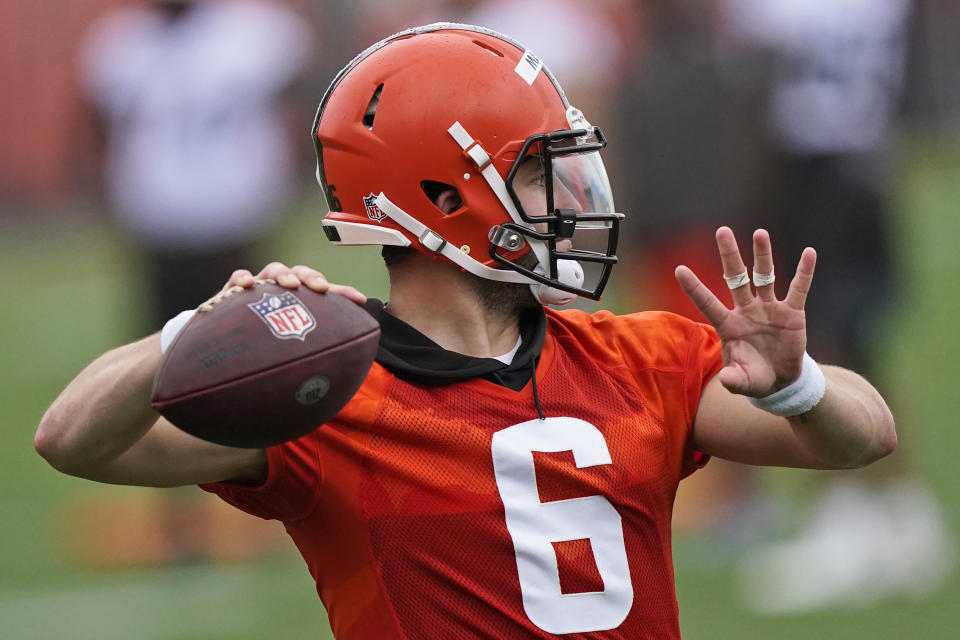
top-left (447, 121), bottom-right (474, 150)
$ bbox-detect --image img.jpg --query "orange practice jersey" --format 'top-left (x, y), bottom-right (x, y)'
top-left (203, 308), bottom-right (722, 639)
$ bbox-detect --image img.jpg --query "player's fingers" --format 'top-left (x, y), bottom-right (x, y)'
top-left (255, 262), bottom-right (287, 279)
top-left (675, 265), bottom-right (729, 327)
top-left (785, 247), bottom-right (817, 309)
top-left (257, 262), bottom-right (300, 288)
top-left (327, 284), bottom-right (368, 305)
top-left (716, 227), bottom-right (753, 307)
top-left (752, 229), bottom-right (776, 302)
top-left (291, 265), bottom-right (330, 292)
top-left (226, 269), bottom-right (255, 289)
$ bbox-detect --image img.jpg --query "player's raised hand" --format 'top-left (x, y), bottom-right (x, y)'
top-left (222, 263), bottom-right (367, 305)
top-left (674, 227), bottom-right (817, 397)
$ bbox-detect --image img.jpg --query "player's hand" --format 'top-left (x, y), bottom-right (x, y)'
top-left (674, 227), bottom-right (816, 397)
top-left (224, 262), bottom-right (367, 305)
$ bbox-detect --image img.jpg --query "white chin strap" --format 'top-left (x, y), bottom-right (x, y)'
top-left (532, 259), bottom-right (584, 306)
top-left (373, 191), bottom-right (584, 306)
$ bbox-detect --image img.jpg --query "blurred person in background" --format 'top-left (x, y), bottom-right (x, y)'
top-left (73, 0), bottom-right (314, 565)
top-left (79, 0), bottom-right (313, 332)
top-left (611, 0), bottom-right (771, 321)
top-left (610, 0), bottom-right (775, 539)
top-left (719, 0), bottom-right (956, 613)
top-left (614, 0), bottom-right (955, 612)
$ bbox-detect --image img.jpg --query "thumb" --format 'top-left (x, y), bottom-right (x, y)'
top-left (717, 365), bottom-right (751, 395)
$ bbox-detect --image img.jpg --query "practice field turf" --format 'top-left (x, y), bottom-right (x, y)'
top-left (2, 142), bottom-right (957, 639)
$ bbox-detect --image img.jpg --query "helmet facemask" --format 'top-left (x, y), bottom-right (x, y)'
top-left (493, 126), bottom-right (621, 302)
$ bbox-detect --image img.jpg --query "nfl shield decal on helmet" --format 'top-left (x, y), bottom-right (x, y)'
top-left (248, 291), bottom-right (317, 340)
top-left (363, 193), bottom-right (387, 222)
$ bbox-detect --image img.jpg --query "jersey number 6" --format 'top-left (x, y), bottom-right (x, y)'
top-left (491, 417), bottom-right (634, 634)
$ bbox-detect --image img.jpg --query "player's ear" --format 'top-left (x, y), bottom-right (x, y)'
top-left (422, 181), bottom-right (462, 214)
top-left (436, 189), bottom-right (462, 214)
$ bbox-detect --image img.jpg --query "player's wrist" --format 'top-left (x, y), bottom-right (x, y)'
top-left (748, 352), bottom-right (826, 417)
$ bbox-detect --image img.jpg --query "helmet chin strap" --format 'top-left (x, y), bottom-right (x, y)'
top-left (531, 259), bottom-right (584, 306)
top-left (376, 191), bottom-right (584, 306)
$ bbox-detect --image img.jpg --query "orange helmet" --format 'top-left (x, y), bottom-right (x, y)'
top-left (312, 23), bottom-right (623, 304)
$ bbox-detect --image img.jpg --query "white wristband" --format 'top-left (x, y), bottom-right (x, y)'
top-left (748, 352), bottom-right (826, 417)
top-left (160, 309), bottom-right (196, 354)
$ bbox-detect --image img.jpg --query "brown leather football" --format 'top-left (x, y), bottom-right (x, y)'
top-left (151, 281), bottom-right (380, 448)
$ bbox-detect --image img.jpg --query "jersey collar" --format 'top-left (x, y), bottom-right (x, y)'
top-left (362, 299), bottom-right (546, 391)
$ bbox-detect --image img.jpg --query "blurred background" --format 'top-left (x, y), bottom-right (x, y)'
top-left (2, 0), bottom-right (959, 638)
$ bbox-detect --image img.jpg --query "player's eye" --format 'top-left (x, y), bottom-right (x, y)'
top-left (519, 155), bottom-right (546, 187)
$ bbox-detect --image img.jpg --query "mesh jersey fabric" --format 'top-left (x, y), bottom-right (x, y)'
top-left (201, 308), bottom-right (722, 639)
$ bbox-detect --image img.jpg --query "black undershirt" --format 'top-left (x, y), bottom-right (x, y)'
top-left (362, 299), bottom-right (547, 391)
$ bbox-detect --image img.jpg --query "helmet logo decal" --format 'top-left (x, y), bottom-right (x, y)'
top-left (514, 49), bottom-right (543, 85)
top-left (363, 193), bottom-right (387, 222)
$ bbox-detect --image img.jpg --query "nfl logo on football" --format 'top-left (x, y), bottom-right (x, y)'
top-left (248, 292), bottom-right (317, 340)
top-left (363, 193), bottom-right (387, 222)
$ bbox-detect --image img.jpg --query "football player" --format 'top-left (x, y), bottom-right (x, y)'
top-left (36, 24), bottom-right (895, 639)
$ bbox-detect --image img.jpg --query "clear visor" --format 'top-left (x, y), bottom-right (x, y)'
top-left (552, 151), bottom-right (615, 227)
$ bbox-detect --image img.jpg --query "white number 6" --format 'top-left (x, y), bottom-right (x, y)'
top-left (491, 417), bottom-right (633, 634)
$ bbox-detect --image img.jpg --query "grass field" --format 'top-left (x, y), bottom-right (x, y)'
top-left (2, 142), bottom-right (957, 639)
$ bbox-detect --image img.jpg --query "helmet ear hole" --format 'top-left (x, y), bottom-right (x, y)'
top-left (421, 181), bottom-right (462, 214)
top-left (362, 84), bottom-right (384, 130)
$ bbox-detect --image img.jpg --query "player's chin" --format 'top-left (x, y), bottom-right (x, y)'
top-left (468, 277), bottom-right (540, 317)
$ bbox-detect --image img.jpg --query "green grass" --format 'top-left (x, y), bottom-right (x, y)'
top-left (2, 144), bottom-right (958, 638)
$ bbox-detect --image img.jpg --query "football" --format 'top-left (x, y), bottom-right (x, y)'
top-left (151, 281), bottom-right (380, 448)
